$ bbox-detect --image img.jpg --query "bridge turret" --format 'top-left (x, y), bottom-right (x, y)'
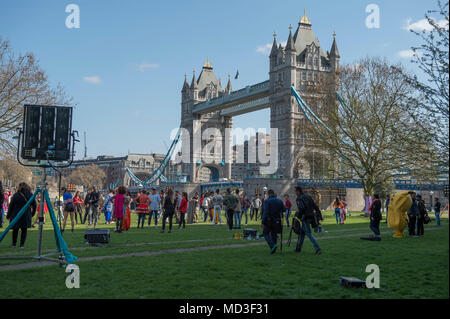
top-left (285, 24), bottom-right (297, 88)
top-left (225, 74), bottom-right (232, 94)
top-left (329, 31), bottom-right (340, 72)
top-left (181, 73), bottom-right (190, 96)
top-left (190, 69), bottom-right (199, 101)
top-left (269, 31), bottom-right (278, 69)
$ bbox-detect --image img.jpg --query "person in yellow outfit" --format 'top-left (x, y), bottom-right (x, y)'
top-left (387, 192), bottom-right (412, 238)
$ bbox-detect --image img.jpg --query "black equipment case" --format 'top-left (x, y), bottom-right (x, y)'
top-left (84, 229), bottom-right (110, 244)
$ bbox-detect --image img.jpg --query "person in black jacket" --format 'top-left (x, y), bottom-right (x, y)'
top-left (161, 188), bottom-right (176, 233)
top-left (6, 183), bottom-right (37, 248)
top-left (361, 194), bottom-right (382, 241)
top-left (294, 186), bottom-right (322, 254)
top-left (416, 194), bottom-right (427, 236)
top-left (261, 189), bottom-right (285, 254)
top-left (83, 189), bottom-right (91, 224)
top-left (87, 186), bottom-right (100, 228)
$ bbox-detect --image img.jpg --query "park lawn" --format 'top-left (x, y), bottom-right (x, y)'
top-left (0, 210), bottom-right (413, 263)
top-left (0, 210), bottom-right (448, 299)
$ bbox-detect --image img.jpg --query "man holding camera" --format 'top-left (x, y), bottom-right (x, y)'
top-left (294, 186), bottom-right (322, 255)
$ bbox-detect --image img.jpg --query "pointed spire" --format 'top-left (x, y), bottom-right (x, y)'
top-left (225, 74), bottom-right (232, 93)
top-left (182, 72), bottom-right (190, 91)
top-left (330, 30), bottom-right (340, 58)
top-left (191, 69), bottom-right (198, 89)
top-left (270, 31), bottom-right (278, 57)
top-left (285, 24), bottom-right (295, 51)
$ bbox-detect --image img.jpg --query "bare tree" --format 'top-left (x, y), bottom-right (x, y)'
top-left (67, 165), bottom-right (107, 189)
top-left (0, 156), bottom-right (32, 187)
top-left (302, 57), bottom-right (437, 196)
top-left (0, 37), bottom-right (72, 152)
top-left (404, 0), bottom-right (449, 171)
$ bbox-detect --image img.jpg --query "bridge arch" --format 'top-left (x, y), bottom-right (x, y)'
top-left (125, 170), bottom-right (152, 187)
top-left (195, 163), bottom-right (222, 183)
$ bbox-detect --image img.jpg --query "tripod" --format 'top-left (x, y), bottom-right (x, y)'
top-left (0, 170), bottom-right (68, 266)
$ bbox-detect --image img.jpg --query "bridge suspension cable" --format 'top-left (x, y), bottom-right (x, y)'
top-left (125, 126), bottom-right (183, 187)
top-left (290, 85), bottom-right (355, 178)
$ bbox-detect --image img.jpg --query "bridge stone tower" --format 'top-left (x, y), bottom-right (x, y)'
top-left (269, 11), bottom-right (340, 178)
top-left (180, 59), bottom-right (232, 182)
top-left (180, 11), bottom-right (339, 182)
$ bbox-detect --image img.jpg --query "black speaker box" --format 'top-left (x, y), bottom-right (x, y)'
top-left (339, 277), bottom-right (366, 288)
top-left (84, 229), bottom-right (110, 244)
top-left (243, 228), bottom-right (258, 239)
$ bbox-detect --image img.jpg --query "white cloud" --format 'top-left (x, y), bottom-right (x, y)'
top-left (256, 41), bottom-right (287, 56)
top-left (138, 63), bottom-right (159, 72)
top-left (256, 43), bottom-right (272, 55)
top-left (397, 49), bottom-right (422, 59)
top-left (83, 76), bottom-right (101, 84)
top-left (403, 18), bottom-right (448, 32)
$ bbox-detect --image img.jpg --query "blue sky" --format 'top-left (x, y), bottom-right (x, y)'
top-left (0, 0), bottom-right (439, 159)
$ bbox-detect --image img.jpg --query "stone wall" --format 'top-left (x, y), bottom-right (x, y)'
top-left (241, 178), bottom-right (365, 211)
top-left (161, 179), bottom-right (448, 213)
top-left (161, 182), bottom-right (201, 198)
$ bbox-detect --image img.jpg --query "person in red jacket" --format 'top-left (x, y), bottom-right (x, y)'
top-left (284, 194), bottom-right (292, 228)
top-left (178, 192), bottom-right (188, 229)
top-left (73, 191), bottom-right (84, 224)
top-left (134, 190), bottom-right (151, 229)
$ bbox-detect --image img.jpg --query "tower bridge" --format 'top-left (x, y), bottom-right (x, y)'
top-left (192, 80), bottom-right (270, 116)
top-left (123, 11), bottom-right (447, 211)
top-left (181, 11), bottom-right (340, 183)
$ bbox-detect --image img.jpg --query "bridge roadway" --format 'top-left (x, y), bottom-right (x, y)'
top-left (192, 80), bottom-right (270, 117)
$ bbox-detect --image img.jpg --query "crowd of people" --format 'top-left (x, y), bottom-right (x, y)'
top-left (0, 179), bottom-right (447, 252)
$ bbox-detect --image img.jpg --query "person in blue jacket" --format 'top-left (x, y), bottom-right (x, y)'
top-left (261, 189), bottom-right (285, 254)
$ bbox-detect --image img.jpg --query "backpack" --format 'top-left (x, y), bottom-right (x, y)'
top-left (292, 214), bottom-right (303, 235)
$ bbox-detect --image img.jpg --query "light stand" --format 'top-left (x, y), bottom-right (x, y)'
top-left (0, 128), bottom-right (79, 266)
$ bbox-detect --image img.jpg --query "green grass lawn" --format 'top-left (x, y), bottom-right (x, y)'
top-left (0, 210), bottom-right (448, 299)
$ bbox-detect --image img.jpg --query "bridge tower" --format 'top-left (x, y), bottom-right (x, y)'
top-left (269, 10), bottom-right (340, 178)
top-left (180, 59), bottom-right (232, 182)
